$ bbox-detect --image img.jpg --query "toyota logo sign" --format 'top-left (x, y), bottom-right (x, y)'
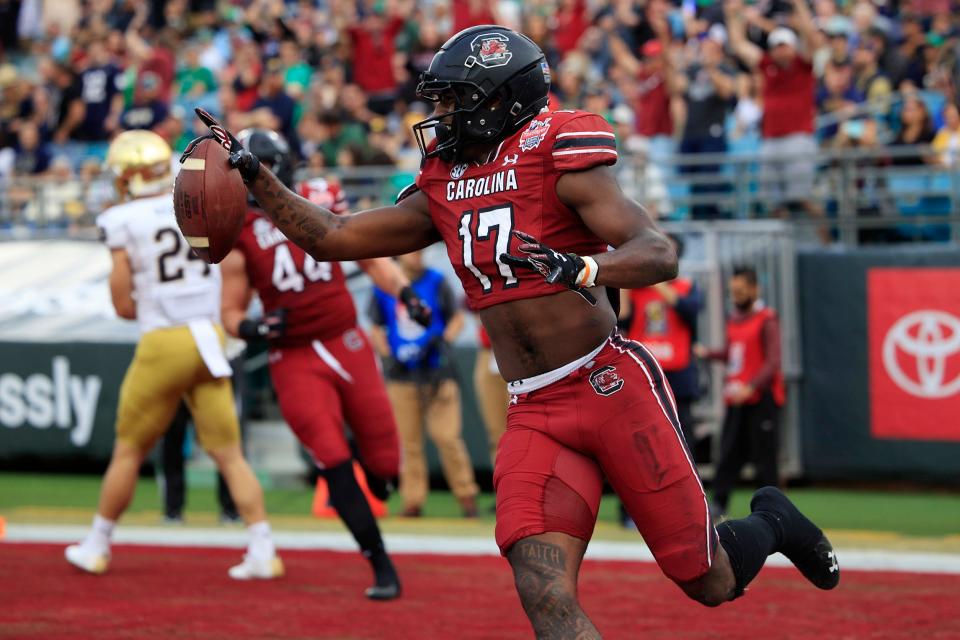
top-left (882, 310), bottom-right (960, 399)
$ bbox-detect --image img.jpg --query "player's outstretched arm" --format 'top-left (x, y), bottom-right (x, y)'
top-left (247, 166), bottom-right (438, 262)
top-left (557, 164), bottom-right (677, 289)
top-left (187, 108), bottom-right (438, 262)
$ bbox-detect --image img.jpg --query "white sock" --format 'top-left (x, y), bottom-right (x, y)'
top-left (84, 514), bottom-right (115, 553)
top-left (247, 521), bottom-right (275, 560)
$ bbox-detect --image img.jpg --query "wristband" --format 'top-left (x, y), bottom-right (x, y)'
top-left (238, 318), bottom-right (268, 341)
top-left (575, 256), bottom-right (599, 288)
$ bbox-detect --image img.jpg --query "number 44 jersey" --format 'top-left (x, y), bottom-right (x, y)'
top-left (415, 110), bottom-right (617, 311)
top-left (234, 200), bottom-right (357, 348)
top-left (97, 193), bottom-right (221, 333)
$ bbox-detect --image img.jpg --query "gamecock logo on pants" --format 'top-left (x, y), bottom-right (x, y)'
top-left (589, 365), bottom-right (624, 397)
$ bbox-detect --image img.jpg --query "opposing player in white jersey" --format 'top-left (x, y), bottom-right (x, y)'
top-left (65, 130), bottom-right (283, 580)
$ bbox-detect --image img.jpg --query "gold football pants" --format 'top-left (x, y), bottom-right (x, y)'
top-left (115, 325), bottom-right (240, 452)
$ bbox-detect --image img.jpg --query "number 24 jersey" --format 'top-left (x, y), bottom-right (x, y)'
top-left (415, 109), bottom-right (617, 311)
top-left (97, 193), bottom-right (221, 333)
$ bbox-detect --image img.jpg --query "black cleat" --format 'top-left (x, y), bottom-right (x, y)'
top-left (365, 582), bottom-right (401, 601)
top-left (750, 487), bottom-right (840, 590)
top-left (364, 549), bottom-right (402, 601)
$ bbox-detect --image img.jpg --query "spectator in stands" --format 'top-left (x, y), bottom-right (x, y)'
top-left (13, 121), bottom-right (52, 175)
top-left (897, 13), bottom-right (930, 88)
top-left (72, 40), bottom-right (124, 142)
top-left (277, 38), bottom-right (312, 102)
top-left (864, 27), bottom-right (908, 89)
top-left (609, 34), bottom-right (675, 216)
top-left (175, 43), bottom-right (218, 100)
top-left (345, 5), bottom-right (407, 115)
top-left (312, 108), bottom-right (367, 168)
top-left (890, 93), bottom-right (937, 165)
top-left (40, 60), bottom-right (83, 146)
top-left (933, 102), bottom-right (960, 167)
top-left (672, 23), bottom-right (737, 220)
top-left (224, 39), bottom-right (264, 113)
top-left (695, 266), bottom-right (785, 521)
top-left (817, 59), bottom-right (866, 142)
top-left (553, 0), bottom-right (590, 57)
top-left (851, 38), bottom-right (893, 116)
top-left (727, 0), bottom-right (825, 237)
top-left (608, 32), bottom-right (675, 143)
top-left (119, 72), bottom-right (170, 131)
top-left (369, 250), bottom-right (479, 519)
top-left (251, 58), bottom-right (298, 147)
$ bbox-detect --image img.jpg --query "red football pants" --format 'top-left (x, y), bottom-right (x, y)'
top-left (494, 333), bottom-right (717, 584)
top-left (268, 327), bottom-right (399, 479)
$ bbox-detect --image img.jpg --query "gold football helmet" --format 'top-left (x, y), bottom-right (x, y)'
top-left (105, 130), bottom-right (173, 201)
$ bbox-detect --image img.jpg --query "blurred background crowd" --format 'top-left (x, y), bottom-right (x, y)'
top-left (1, 0), bottom-right (959, 234)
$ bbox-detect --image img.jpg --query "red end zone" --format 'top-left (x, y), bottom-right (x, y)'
top-left (1, 543), bottom-right (958, 639)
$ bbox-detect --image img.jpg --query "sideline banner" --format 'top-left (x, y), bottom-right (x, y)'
top-left (868, 269), bottom-right (960, 442)
top-left (798, 248), bottom-right (960, 481)
top-left (0, 342), bottom-right (133, 463)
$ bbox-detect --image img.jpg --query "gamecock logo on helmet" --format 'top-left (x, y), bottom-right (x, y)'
top-left (589, 365), bottom-right (624, 397)
top-left (469, 33), bottom-right (512, 68)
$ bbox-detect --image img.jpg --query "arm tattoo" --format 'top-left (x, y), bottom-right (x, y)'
top-left (249, 169), bottom-right (344, 258)
top-left (508, 540), bottom-right (601, 640)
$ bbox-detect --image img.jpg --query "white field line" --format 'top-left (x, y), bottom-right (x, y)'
top-left (5, 524), bottom-right (960, 575)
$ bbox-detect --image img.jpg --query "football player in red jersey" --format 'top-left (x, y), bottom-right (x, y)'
top-left (218, 129), bottom-right (432, 600)
top-left (185, 26), bottom-right (838, 637)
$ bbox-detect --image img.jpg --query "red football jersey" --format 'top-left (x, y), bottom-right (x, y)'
top-left (235, 208), bottom-right (357, 346)
top-left (415, 110), bottom-right (617, 311)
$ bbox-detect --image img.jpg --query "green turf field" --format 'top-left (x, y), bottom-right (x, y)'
top-left (1, 472), bottom-right (957, 537)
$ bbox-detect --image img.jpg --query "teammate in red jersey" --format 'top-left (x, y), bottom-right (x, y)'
top-left (185, 25), bottom-right (838, 637)
top-left (219, 129), bottom-right (431, 600)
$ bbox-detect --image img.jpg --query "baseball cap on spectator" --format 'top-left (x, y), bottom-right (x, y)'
top-left (768, 27), bottom-right (798, 49)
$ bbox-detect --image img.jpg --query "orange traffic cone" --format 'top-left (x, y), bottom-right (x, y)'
top-left (312, 461), bottom-right (388, 518)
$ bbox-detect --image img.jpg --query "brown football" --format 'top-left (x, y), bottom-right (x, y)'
top-left (173, 138), bottom-right (247, 264)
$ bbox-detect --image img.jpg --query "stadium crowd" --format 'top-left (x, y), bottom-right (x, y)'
top-left (1, 0), bottom-right (959, 226)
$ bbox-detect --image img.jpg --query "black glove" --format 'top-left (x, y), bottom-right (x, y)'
top-left (500, 230), bottom-right (597, 305)
top-left (399, 285), bottom-right (432, 328)
top-left (238, 308), bottom-right (288, 341)
top-left (180, 108), bottom-right (261, 184)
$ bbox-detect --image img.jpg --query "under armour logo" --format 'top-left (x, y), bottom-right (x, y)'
top-left (509, 395), bottom-right (518, 405)
top-left (502, 154), bottom-right (518, 166)
top-left (828, 551), bottom-right (839, 573)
